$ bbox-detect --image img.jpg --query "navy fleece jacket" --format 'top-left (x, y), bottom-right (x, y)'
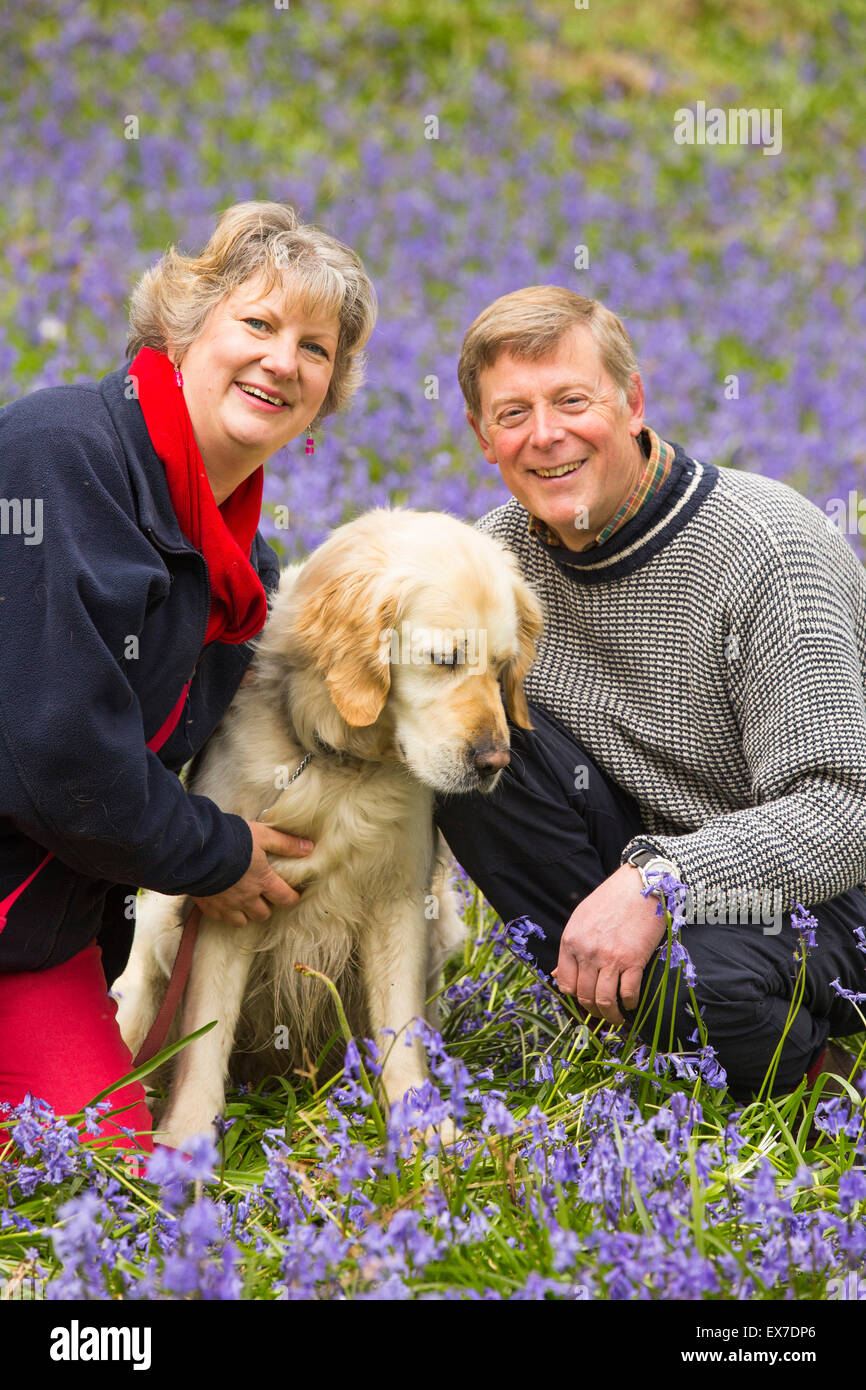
top-left (0, 364), bottom-right (281, 972)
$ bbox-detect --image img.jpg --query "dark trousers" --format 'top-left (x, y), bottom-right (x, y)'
top-left (434, 703), bottom-right (866, 1101)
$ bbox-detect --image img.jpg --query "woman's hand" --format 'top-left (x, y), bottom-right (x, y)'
top-left (191, 820), bottom-right (314, 927)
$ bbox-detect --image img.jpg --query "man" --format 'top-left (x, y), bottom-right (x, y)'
top-left (434, 285), bottom-right (866, 1101)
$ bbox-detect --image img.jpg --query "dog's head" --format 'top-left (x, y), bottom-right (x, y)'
top-left (264, 509), bottom-right (543, 794)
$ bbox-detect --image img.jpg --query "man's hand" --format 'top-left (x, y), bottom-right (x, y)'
top-left (552, 864), bottom-right (668, 1024)
top-left (191, 821), bottom-right (314, 928)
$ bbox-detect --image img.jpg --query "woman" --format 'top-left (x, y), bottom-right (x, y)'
top-left (0, 201), bottom-right (377, 1159)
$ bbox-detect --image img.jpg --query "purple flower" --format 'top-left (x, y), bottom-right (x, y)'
top-left (83, 1100), bottom-right (113, 1135)
top-left (356, 1273), bottom-right (412, 1300)
top-left (179, 1198), bottom-right (221, 1255)
top-left (532, 1055), bottom-right (555, 1084)
top-left (48, 1189), bottom-right (128, 1299)
top-left (335, 1144), bottom-right (380, 1194)
top-left (791, 902), bottom-right (819, 951)
top-left (343, 1037), bottom-right (362, 1076)
top-left (838, 1169), bottom-right (866, 1214)
top-left (145, 1135), bottom-right (218, 1212)
top-left (644, 873), bottom-right (697, 986)
top-left (812, 1097), bottom-right (863, 1141)
top-left (829, 976), bottom-right (866, 1003)
top-left (502, 916), bottom-right (547, 968)
top-left (480, 1094), bottom-right (516, 1138)
top-left (361, 1037), bottom-right (384, 1077)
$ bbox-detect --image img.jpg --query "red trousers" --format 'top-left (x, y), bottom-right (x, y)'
top-left (0, 941), bottom-right (154, 1159)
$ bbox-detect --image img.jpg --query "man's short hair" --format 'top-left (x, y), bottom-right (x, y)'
top-left (458, 285), bottom-right (639, 422)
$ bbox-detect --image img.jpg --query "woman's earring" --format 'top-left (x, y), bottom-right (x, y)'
top-left (305, 432), bottom-right (315, 456)
top-left (174, 361), bottom-right (184, 389)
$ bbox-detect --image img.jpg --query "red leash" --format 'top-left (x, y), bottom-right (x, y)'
top-left (130, 681), bottom-right (204, 1069)
top-left (132, 903), bottom-right (203, 1069)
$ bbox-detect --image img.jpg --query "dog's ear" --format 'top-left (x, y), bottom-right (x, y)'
top-left (292, 564), bottom-right (398, 727)
top-left (501, 577), bottom-right (544, 730)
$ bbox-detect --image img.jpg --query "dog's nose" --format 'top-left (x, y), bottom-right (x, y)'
top-left (472, 744), bottom-right (510, 776)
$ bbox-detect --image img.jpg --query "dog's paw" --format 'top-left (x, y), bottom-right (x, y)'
top-left (156, 1123), bottom-right (218, 1154)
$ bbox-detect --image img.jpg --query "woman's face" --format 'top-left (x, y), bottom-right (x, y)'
top-left (174, 271), bottom-right (340, 499)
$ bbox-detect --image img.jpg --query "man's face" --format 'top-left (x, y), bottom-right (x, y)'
top-left (469, 324), bottom-right (646, 551)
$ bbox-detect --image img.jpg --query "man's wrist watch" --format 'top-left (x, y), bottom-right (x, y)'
top-left (625, 846), bottom-right (682, 899)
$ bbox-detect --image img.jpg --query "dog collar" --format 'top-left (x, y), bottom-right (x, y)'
top-left (311, 729), bottom-right (369, 765)
top-left (313, 729), bottom-right (340, 757)
top-left (286, 749), bottom-right (315, 782)
top-left (257, 750), bottom-right (315, 816)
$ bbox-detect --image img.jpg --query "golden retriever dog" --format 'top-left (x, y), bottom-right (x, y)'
top-left (113, 508), bottom-right (542, 1150)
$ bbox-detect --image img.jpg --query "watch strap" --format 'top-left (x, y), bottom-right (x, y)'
top-left (626, 847), bottom-right (683, 896)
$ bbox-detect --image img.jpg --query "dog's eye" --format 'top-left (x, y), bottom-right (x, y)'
top-left (430, 650), bottom-right (460, 668)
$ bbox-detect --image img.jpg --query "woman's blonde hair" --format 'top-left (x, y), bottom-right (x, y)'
top-left (127, 201), bottom-right (377, 425)
top-left (458, 285), bottom-right (639, 421)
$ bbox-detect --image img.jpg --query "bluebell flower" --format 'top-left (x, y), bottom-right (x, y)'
top-left (644, 872), bottom-right (697, 986)
top-left (532, 1054), bottom-right (555, 1084)
top-left (829, 976), bottom-right (866, 1004)
top-left (82, 1099), bottom-right (113, 1135)
top-left (812, 1097), bottom-right (863, 1141)
top-left (480, 1094), bottom-right (516, 1137)
top-left (838, 1168), bottom-right (866, 1214)
top-left (502, 915), bottom-right (547, 968)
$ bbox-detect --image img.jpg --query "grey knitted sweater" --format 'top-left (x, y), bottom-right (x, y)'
top-left (476, 444), bottom-right (866, 910)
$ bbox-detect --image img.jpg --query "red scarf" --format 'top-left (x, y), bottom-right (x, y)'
top-left (130, 346), bottom-right (268, 647)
